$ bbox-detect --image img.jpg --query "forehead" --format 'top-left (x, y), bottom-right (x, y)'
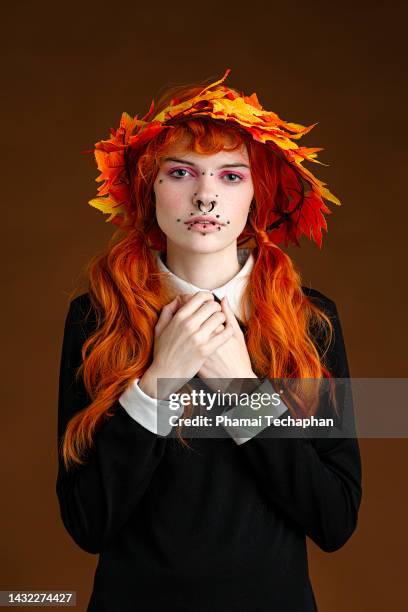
top-left (161, 139), bottom-right (250, 164)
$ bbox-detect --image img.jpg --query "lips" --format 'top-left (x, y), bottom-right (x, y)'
top-left (184, 215), bottom-right (225, 226)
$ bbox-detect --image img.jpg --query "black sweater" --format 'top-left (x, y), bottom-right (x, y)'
top-left (56, 288), bottom-right (362, 612)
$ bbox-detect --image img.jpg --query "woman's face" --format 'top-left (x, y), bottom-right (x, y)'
top-left (153, 139), bottom-right (254, 254)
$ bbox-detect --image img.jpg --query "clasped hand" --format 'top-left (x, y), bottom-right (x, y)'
top-left (176, 292), bottom-right (257, 392)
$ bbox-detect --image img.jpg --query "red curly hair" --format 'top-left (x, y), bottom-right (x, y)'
top-left (62, 77), bottom-right (336, 469)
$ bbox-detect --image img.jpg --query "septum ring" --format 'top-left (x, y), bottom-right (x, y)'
top-left (197, 200), bottom-right (216, 214)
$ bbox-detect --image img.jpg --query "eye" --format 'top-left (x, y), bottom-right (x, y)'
top-left (169, 168), bottom-right (192, 179)
top-left (223, 172), bottom-right (243, 183)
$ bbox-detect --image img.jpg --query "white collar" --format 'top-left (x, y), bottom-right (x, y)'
top-left (155, 248), bottom-right (254, 323)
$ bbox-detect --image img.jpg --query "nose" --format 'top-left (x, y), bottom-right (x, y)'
top-left (192, 172), bottom-right (218, 201)
top-left (192, 191), bottom-right (218, 214)
top-left (196, 199), bottom-right (216, 214)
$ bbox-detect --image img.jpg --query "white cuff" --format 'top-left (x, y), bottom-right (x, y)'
top-left (221, 378), bottom-right (289, 445)
top-left (119, 378), bottom-right (184, 437)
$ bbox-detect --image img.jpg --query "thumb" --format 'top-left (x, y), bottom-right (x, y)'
top-left (155, 295), bottom-right (180, 335)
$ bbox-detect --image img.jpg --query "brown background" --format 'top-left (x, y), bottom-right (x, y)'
top-left (1, 0), bottom-right (407, 610)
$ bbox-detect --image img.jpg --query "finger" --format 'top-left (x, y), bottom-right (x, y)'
top-left (211, 323), bottom-right (225, 336)
top-left (176, 290), bottom-right (215, 319)
top-left (206, 324), bottom-right (235, 353)
top-left (155, 296), bottom-right (180, 334)
top-left (222, 297), bottom-right (241, 333)
top-left (178, 292), bottom-right (195, 306)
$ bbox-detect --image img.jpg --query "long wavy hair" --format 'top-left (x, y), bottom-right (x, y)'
top-left (62, 75), bottom-right (337, 470)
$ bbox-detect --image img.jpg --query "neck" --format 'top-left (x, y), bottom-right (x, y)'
top-left (163, 241), bottom-right (242, 290)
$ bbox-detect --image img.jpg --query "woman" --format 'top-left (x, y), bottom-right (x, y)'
top-left (57, 68), bottom-right (362, 611)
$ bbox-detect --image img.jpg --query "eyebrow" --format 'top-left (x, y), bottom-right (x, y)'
top-left (163, 156), bottom-right (250, 170)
